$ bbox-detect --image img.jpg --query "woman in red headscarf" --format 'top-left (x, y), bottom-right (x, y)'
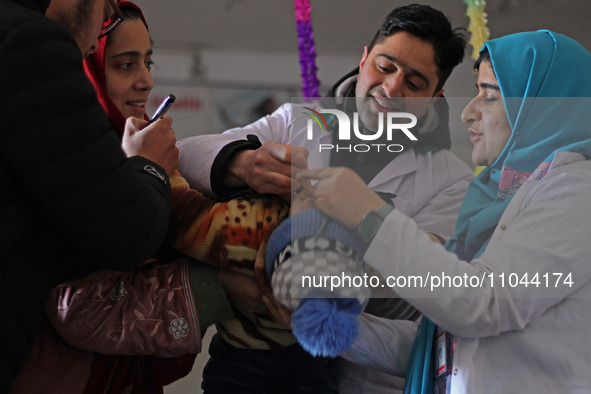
top-left (84, 0), bottom-right (150, 137)
top-left (11, 2), bottom-right (288, 393)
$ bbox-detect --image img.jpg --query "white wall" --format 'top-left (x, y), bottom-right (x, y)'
top-left (148, 48), bottom-right (361, 137)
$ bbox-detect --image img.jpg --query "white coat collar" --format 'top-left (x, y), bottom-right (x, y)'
top-left (368, 150), bottom-right (418, 189)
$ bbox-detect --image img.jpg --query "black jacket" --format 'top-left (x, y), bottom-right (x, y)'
top-left (0, 1), bottom-right (171, 389)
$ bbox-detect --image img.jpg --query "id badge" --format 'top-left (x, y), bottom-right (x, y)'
top-left (435, 327), bottom-right (447, 378)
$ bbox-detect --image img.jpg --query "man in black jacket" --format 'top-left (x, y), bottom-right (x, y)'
top-left (0, 0), bottom-right (178, 389)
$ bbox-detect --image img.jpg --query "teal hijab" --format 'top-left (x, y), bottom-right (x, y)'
top-left (405, 30), bottom-right (591, 394)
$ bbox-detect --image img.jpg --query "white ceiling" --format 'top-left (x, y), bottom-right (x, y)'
top-left (136, 0), bottom-right (591, 57)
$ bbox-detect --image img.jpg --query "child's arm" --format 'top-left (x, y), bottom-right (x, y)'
top-left (168, 171), bottom-right (289, 272)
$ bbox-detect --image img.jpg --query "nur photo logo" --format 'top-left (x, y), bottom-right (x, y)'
top-left (303, 106), bottom-right (329, 132)
top-left (303, 107), bottom-right (418, 153)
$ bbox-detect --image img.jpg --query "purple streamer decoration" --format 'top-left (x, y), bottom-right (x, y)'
top-left (295, 4), bottom-right (320, 100)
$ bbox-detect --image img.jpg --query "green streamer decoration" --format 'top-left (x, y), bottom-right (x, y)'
top-left (464, 0), bottom-right (491, 60)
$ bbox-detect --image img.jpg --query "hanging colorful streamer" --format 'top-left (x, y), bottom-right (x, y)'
top-left (463, 0), bottom-right (490, 60)
top-left (294, 0), bottom-right (320, 100)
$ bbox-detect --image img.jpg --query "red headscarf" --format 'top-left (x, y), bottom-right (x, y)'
top-left (83, 0), bottom-right (149, 137)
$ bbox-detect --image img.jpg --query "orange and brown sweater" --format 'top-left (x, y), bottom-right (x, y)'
top-left (168, 172), bottom-right (295, 350)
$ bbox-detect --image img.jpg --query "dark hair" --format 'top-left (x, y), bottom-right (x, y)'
top-left (473, 48), bottom-right (491, 72)
top-left (106, 5), bottom-right (152, 46)
top-left (367, 4), bottom-right (467, 92)
top-left (119, 4), bottom-right (144, 21)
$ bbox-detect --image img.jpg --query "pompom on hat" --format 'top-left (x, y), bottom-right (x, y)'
top-left (266, 209), bottom-right (370, 357)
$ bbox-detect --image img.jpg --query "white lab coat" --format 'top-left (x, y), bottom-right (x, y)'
top-left (345, 152), bottom-right (591, 393)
